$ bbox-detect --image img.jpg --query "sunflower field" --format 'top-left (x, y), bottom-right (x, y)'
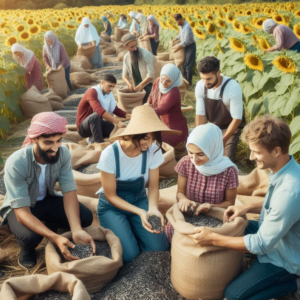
top-left (1, 3), bottom-right (300, 156)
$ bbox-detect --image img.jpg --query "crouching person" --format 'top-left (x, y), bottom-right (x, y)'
top-left (0, 112), bottom-right (94, 269)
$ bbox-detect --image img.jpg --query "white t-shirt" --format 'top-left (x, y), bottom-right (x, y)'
top-left (96, 141), bottom-right (164, 194)
top-left (92, 85), bottom-right (117, 115)
top-left (195, 76), bottom-right (243, 120)
top-left (37, 163), bottom-right (47, 201)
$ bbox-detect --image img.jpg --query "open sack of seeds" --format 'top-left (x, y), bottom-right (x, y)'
top-left (45, 65), bottom-right (68, 99)
top-left (44, 88), bottom-right (64, 111)
top-left (77, 43), bottom-right (96, 60)
top-left (166, 205), bottom-right (247, 300)
top-left (45, 225), bottom-right (123, 293)
top-left (138, 37), bottom-right (152, 53)
top-left (0, 272), bottom-right (90, 300)
top-left (71, 55), bottom-right (92, 70)
top-left (117, 88), bottom-right (146, 114)
top-left (171, 45), bottom-right (185, 68)
top-left (70, 72), bottom-right (98, 89)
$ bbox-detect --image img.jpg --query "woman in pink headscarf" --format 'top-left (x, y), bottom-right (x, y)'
top-left (43, 31), bottom-right (72, 91)
top-left (11, 43), bottom-right (43, 91)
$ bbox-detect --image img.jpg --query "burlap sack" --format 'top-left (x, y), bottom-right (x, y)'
top-left (102, 47), bottom-right (117, 55)
top-left (153, 57), bottom-right (167, 79)
top-left (111, 35), bottom-right (116, 42)
top-left (73, 170), bottom-right (101, 199)
top-left (64, 129), bottom-right (85, 142)
top-left (45, 65), bottom-right (68, 99)
top-left (118, 51), bottom-right (126, 62)
top-left (101, 32), bottom-right (111, 42)
top-left (113, 41), bottom-right (125, 54)
top-left (20, 85), bottom-right (52, 119)
top-left (157, 52), bottom-right (170, 61)
top-left (71, 55), bottom-right (92, 70)
top-left (172, 45), bottom-right (185, 68)
top-left (0, 247), bottom-right (8, 265)
top-left (158, 185), bottom-right (177, 215)
top-left (70, 62), bottom-right (85, 73)
top-left (78, 195), bottom-right (98, 214)
top-left (121, 29), bottom-right (129, 37)
top-left (77, 43), bottom-right (96, 60)
top-left (70, 72), bottom-right (98, 89)
top-left (178, 77), bottom-right (189, 100)
top-left (174, 141), bottom-right (188, 161)
top-left (235, 194), bottom-right (264, 221)
top-left (0, 272), bottom-right (90, 300)
top-left (99, 38), bottom-right (110, 46)
top-left (44, 88), bottom-right (64, 111)
top-left (138, 37), bottom-right (152, 53)
top-left (167, 205), bottom-right (247, 300)
top-left (117, 88), bottom-right (146, 114)
top-left (169, 39), bottom-right (180, 60)
top-left (115, 27), bottom-right (122, 41)
top-left (159, 143), bottom-right (177, 178)
top-left (45, 226), bottom-right (123, 293)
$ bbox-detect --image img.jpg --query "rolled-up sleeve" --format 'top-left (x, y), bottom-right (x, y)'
top-left (195, 82), bottom-right (206, 116)
top-left (229, 81), bottom-right (243, 120)
top-left (58, 148), bottom-right (77, 194)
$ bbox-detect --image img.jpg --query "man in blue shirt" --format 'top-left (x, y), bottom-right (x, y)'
top-left (190, 115), bottom-right (300, 299)
top-left (172, 13), bottom-right (196, 86)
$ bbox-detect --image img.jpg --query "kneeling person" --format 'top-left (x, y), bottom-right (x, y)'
top-left (76, 74), bottom-right (130, 144)
top-left (0, 112), bottom-right (94, 268)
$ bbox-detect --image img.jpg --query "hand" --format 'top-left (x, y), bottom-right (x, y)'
top-left (144, 36), bottom-right (150, 41)
top-left (172, 38), bottom-right (177, 44)
top-left (189, 227), bottom-right (215, 246)
top-left (222, 137), bottom-right (228, 150)
top-left (116, 120), bottom-right (126, 128)
top-left (194, 203), bottom-right (211, 215)
top-left (125, 113), bottom-right (131, 119)
top-left (53, 235), bottom-right (80, 262)
top-left (72, 230), bottom-right (96, 256)
top-left (139, 209), bottom-right (154, 233)
top-left (147, 208), bottom-right (165, 234)
top-left (46, 66), bottom-right (51, 71)
top-left (134, 84), bottom-right (144, 92)
top-left (223, 205), bottom-right (248, 223)
top-left (173, 45), bottom-right (181, 52)
top-left (178, 199), bottom-right (197, 213)
top-left (78, 44), bottom-right (83, 49)
top-left (128, 84), bottom-right (134, 92)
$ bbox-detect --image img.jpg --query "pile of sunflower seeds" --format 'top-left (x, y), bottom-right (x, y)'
top-left (148, 215), bottom-right (162, 231)
top-left (184, 214), bottom-right (223, 228)
top-left (56, 240), bottom-right (112, 261)
top-left (32, 290), bottom-right (71, 300)
top-left (91, 251), bottom-right (186, 300)
top-left (77, 163), bottom-right (98, 174)
top-left (0, 175), bottom-right (6, 195)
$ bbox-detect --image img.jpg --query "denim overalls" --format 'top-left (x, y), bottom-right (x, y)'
top-left (97, 143), bottom-right (169, 263)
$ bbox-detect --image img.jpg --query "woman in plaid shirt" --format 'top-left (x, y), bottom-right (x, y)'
top-left (166, 123), bottom-right (239, 241)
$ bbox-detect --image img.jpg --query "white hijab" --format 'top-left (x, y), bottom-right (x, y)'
top-left (75, 17), bottom-right (100, 46)
top-left (159, 63), bottom-right (182, 94)
top-left (187, 124), bottom-right (238, 176)
top-left (92, 85), bottom-right (117, 114)
top-left (11, 43), bottom-right (34, 67)
top-left (148, 15), bottom-right (160, 27)
top-left (263, 19), bottom-right (278, 34)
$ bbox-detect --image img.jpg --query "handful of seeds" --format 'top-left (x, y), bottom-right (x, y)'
top-left (56, 240), bottom-right (112, 262)
top-left (148, 215), bottom-right (162, 231)
top-left (184, 214), bottom-right (223, 228)
top-left (32, 290), bottom-right (71, 300)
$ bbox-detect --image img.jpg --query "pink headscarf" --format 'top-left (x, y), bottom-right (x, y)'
top-left (23, 112), bottom-right (67, 147)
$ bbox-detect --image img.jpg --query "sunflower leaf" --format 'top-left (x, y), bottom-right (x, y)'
top-left (290, 116), bottom-right (300, 136)
top-left (252, 72), bottom-right (262, 89)
top-left (267, 66), bottom-right (284, 78)
top-left (236, 71), bottom-right (247, 83)
top-left (247, 98), bottom-right (263, 119)
top-left (290, 135), bottom-right (300, 155)
top-left (280, 73), bottom-right (294, 86)
top-left (275, 84), bottom-right (289, 96)
top-left (2, 54), bottom-right (18, 65)
top-left (0, 115), bottom-right (10, 132)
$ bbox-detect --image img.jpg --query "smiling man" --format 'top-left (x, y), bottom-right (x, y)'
top-left (190, 116), bottom-right (300, 299)
top-left (0, 112), bottom-right (94, 269)
top-left (195, 56), bottom-right (244, 161)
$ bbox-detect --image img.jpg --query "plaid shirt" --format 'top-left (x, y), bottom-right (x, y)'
top-left (176, 21), bottom-right (194, 47)
top-left (165, 156), bottom-right (238, 241)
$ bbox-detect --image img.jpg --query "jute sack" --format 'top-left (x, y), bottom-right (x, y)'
top-left (113, 41), bottom-right (125, 54)
top-left (169, 39), bottom-right (180, 60)
top-left (0, 272), bottom-right (90, 300)
top-left (117, 88), bottom-right (146, 114)
top-left (158, 185), bottom-right (177, 215)
top-left (138, 37), bottom-right (152, 53)
top-left (78, 195), bottom-right (98, 215)
top-left (99, 38), bottom-right (110, 46)
top-left (235, 194), bottom-right (264, 221)
top-left (45, 226), bottom-right (123, 293)
top-left (172, 45), bottom-right (185, 68)
top-left (44, 88), bottom-right (64, 111)
top-left (70, 62), bottom-right (85, 73)
top-left (153, 58), bottom-right (176, 79)
top-left (111, 35), bottom-right (116, 42)
top-left (115, 27), bottom-right (122, 41)
top-left (102, 46), bottom-right (117, 55)
top-left (45, 65), bottom-right (68, 99)
top-left (159, 143), bottom-right (177, 178)
top-left (174, 141), bottom-right (188, 161)
top-left (70, 72), bottom-right (98, 89)
top-left (121, 29), bottom-right (129, 37)
top-left (20, 85), bottom-right (52, 119)
top-left (178, 77), bottom-right (189, 100)
top-left (167, 205), bottom-right (247, 300)
top-left (77, 43), bottom-right (96, 60)
top-left (101, 32), bottom-right (111, 42)
top-left (118, 50), bottom-right (126, 62)
top-left (64, 130), bottom-right (85, 143)
top-left (71, 55), bottom-right (92, 70)
top-left (0, 247), bottom-right (8, 265)
top-left (157, 52), bottom-right (170, 61)
top-left (73, 170), bottom-right (101, 199)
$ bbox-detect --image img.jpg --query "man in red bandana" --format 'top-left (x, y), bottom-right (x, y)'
top-left (0, 112), bottom-right (94, 269)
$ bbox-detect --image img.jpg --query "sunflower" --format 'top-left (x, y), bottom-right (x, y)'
top-left (294, 10), bottom-right (300, 18)
top-left (19, 31), bottom-right (30, 41)
top-left (216, 11), bottom-right (225, 20)
top-left (229, 37), bottom-right (246, 53)
top-left (217, 43), bottom-right (224, 53)
top-left (272, 14), bottom-right (288, 26)
top-left (0, 21), bottom-right (6, 29)
top-left (244, 54), bottom-right (264, 71)
top-left (245, 10), bottom-right (252, 16)
top-left (254, 18), bottom-right (266, 29)
top-left (253, 7), bottom-right (261, 13)
top-left (5, 36), bottom-right (18, 46)
top-left (26, 18), bottom-right (34, 25)
top-left (194, 28), bottom-right (206, 39)
top-left (205, 13), bottom-right (214, 21)
top-left (257, 37), bottom-right (271, 50)
top-left (293, 24), bottom-right (300, 39)
top-left (41, 24), bottom-right (50, 31)
top-left (50, 21), bottom-right (60, 29)
top-left (272, 56), bottom-right (296, 73)
top-left (233, 20), bottom-right (242, 32)
top-left (216, 19), bottom-right (226, 29)
top-left (226, 14), bottom-right (234, 23)
top-left (186, 15), bottom-right (192, 22)
top-left (76, 16), bottom-right (83, 24)
top-left (194, 13), bottom-right (202, 19)
top-left (190, 21), bottom-right (196, 28)
top-left (2, 28), bottom-right (9, 34)
top-left (206, 21), bottom-right (217, 34)
top-left (216, 32), bottom-right (224, 40)
top-left (242, 25), bottom-right (253, 34)
top-left (29, 24), bottom-right (40, 35)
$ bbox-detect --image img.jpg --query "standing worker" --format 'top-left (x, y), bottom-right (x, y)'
top-left (118, 14), bottom-right (128, 29)
top-left (101, 15), bottom-right (112, 37)
top-left (142, 15), bottom-right (160, 56)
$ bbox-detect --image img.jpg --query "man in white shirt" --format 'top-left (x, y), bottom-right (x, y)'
top-left (195, 56), bottom-right (244, 161)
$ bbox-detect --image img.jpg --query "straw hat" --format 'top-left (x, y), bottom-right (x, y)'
top-left (110, 105), bottom-right (182, 140)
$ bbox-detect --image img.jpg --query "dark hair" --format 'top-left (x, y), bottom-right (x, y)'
top-left (120, 14), bottom-right (127, 20)
top-left (174, 13), bottom-right (183, 21)
top-left (198, 56), bottom-right (220, 74)
top-left (39, 133), bottom-right (63, 139)
top-left (103, 74), bottom-right (117, 84)
top-left (123, 132), bottom-right (162, 153)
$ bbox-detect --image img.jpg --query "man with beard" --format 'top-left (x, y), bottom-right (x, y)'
top-left (121, 34), bottom-right (155, 103)
top-left (0, 112), bottom-right (94, 268)
top-left (195, 56), bottom-right (244, 161)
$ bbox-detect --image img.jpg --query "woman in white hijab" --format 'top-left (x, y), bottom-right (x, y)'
top-left (128, 11), bottom-right (140, 35)
top-left (11, 43), bottom-right (43, 91)
top-left (141, 15), bottom-right (160, 55)
top-left (75, 17), bottom-right (103, 69)
top-left (147, 64), bottom-right (188, 160)
top-left (165, 123), bottom-right (239, 242)
top-left (136, 13), bottom-right (148, 36)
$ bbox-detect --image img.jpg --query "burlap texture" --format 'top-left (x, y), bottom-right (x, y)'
top-left (99, 38), bottom-right (110, 46)
top-left (45, 226), bottom-right (123, 293)
top-left (114, 27), bottom-right (122, 41)
top-left (0, 272), bottom-right (90, 300)
top-left (100, 32), bottom-right (111, 42)
top-left (117, 51), bottom-right (126, 62)
top-left (157, 185), bottom-right (177, 215)
top-left (174, 141), bottom-right (188, 161)
top-left (20, 85), bottom-right (52, 119)
top-left (44, 88), bottom-right (64, 111)
top-left (116, 88), bottom-right (146, 114)
top-left (71, 55), bottom-right (92, 70)
top-left (77, 43), bottom-right (96, 60)
top-left (70, 62), bottom-right (85, 73)
top-left (45, 65), bottom-right (68, 99)
top-left (157, 52), bottom-right (170, 61)
top-left (167, 205), bottom-right (247, 300)
top-left (70, 72), bottom-right (98, 89)
top-left (113, 41), bottom-right (125, 54)
top-left (73, 170), bottom-right (101, 199)
top-left (172, 46), bottom-right (185, 68)
top-left (169, 39), bottom-right (180, 60)
top-left (160, 143), bottom-right (177, 178)
top-left (102, 47), bottom-right (117, 55)
top-left (78, 195), bottom-right (98, 214)
top-left (64, 130), bottom-right (85, 142)
top-left (138, 37), bottom-right (152, 53)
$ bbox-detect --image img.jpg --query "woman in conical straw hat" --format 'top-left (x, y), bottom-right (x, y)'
top-left (96, 105), bottom-right (181, 263)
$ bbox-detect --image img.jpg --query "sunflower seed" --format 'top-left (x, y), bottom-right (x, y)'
top-left (184, 214), bottom-right (223, 228)
top-left (32, 290), bottom-right (71, 300)
top-left (148, 215), bottom-right (162, 231)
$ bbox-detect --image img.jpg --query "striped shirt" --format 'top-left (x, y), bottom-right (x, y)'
top-left (176, 21), bottom-right (194, 47)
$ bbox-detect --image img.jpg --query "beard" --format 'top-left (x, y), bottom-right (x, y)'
top-left (130, 48), bottom-right (140, 64)
top-left (205, 74), bottom-right (218, 89)
top-left (36, 142), bottom-right (60, 164)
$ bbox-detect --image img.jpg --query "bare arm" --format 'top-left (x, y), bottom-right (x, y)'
top-left (222, 118), bottom-right (242, 144)
top-left (122, 75), bottom-right (134, 91)
top-left (135, 77), bottom-right (152, 92)
top-left (195, 115), bottom-right (206, 127)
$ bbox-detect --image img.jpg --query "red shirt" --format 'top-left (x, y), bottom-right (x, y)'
top-left (76, 89), bottom-right (126, 130)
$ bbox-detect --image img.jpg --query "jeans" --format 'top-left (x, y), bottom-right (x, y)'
top-left (143, 82), bottom-right (153, 104)
top-left (289, 41), bottom-right (300, 53)
top-left (78, 112), bottom-right (114, 143)
top-left (224, 221), bottom-right (298, 300)
top-left (183, 41), bottom-right (196, 85)
top-left (64, 65), bottom-right (72, 91)
top-left (221, 128), bottom-right (242, 162)
top-left (150, 39), bottom-right (159, 56)
top-left (6, 194), bottom-right (93, 251)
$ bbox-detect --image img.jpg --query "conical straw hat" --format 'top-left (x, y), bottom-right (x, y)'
top-left (110, 105), bottom-right (182, 140)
